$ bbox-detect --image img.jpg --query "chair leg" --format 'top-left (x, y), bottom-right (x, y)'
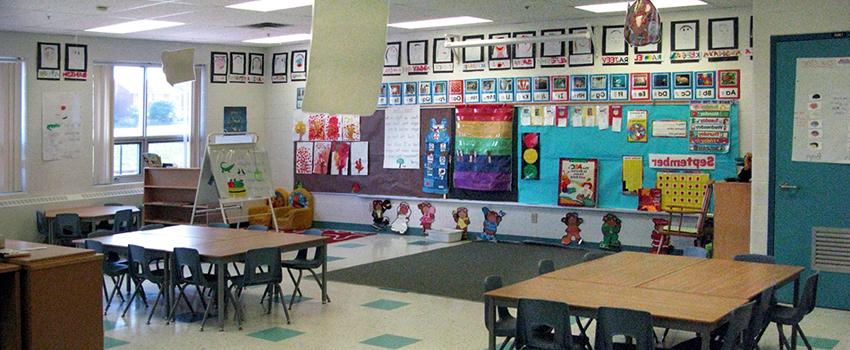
top-left (179, 286), bottom-right (196, 316)
top-left (777, 323), bottom-right (790, 350)
top-left (200, 291), bottom-right (214, 332)
top-left (259, 284), bottom-right (270, 304)
top-left (114, 274), bottom-right (126, 303)
top-left (275, 284), bottom-right (291, 324)
top-left (121, 283), bottom-right (144, 317)
top-left (499, 337), bottom-right (511, 350)
top-left (105, 275), bottom-right (123, 315)
top-left (146, 288), bottom-right (163, 325)
top-left (308, 268), bottom-right (330, 303)
top-left (288, 270), bottom-right (304, 310)
top-left (226, 287), bottom-right (242, 331)
top-left (166, 286), bottom-right (184, 325)
top-left (795, 324), bottom-right (813, 350)
top-left (194, 285), bottom-right (208, 310)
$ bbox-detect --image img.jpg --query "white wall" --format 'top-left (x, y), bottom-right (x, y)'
top-left (749, 0), bottom-right (850, 254)
top-left (265, 7), bottom-right (753, 248)
top-left (0, 31), bottom-right (267, 241)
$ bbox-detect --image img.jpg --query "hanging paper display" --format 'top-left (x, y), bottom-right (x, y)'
top-left (652, 120), bottom-right (687, 138)
top-left (515, 77), bottom-right (532, 102)
top-left (462, 34), bottom-right (486, 72)
top-left (656, 171), bottom-right (710, 211)
top-left (673, 72), bottom-right (695, 100)
top-left (627, 110), bottom-right (648, 142)
top-left (671, 20), bottom-right (700, 63)
top-left (388, 83), bottom-right (402, 105)
top-left (290, 50), bottom-right (307, 81)
top-left (488, 33), bottom-right (512, 70)
top-left (350, 141), bottom-right (369, 176)
top-left (480, 78), bottom-right (497, 103)
top-left (651, 72), bottom-right (671, 100)
top-left (223, 106), bottom-right (247, 132)
top-left (608, 74), bottom-right (629, 101)
top-left (403, 82), bottom-right (417, 105)
top-left (330, 141), bottom-right (351, 175)
top-left (37, 42), bottom-right (61, 80)
top-left (596, 105), bottom-right (610, 130)
top-left (63, 43), bottom-right (88, 81)
top-left (449, 80), bottom-right (464, 104)
top-left (582, 106), bottom-right (597, 127)
top-left (519, 106), bottom-right (532, 126)
top-left (689, 102), bottom-right (731, 153)
top-left (717, 69), bottom-right (741, 99)
top-left (707, 17), bottom-right (739, 62)
top-left (557, 158), bottom-right (598, 207)
top-left (341, 115), bottom-right (361, 141)
top-left (292, 111), bottom-right (308, 141)
top-left (308, 114), bottom-right (327, 141)
top-left (41, 92), bottom-right (82, 160)
top-left (464, 79), bottom-right (480, 103)
top-left (453, 105), bottom-right (514, 192)
top-left (418, 81), bottom-right (432, 104)
top-left (695, 71), bottom-right (717, 99)
top-left (295, 142), bottom-right (314, 174)
top-left (622, 155), bottom-right (644, 194)
top-left (630, 72), bottom-right (650, 100)
top-left (406, 40), bottom-right (429, 75)
top-left (480, 207), bottom-right (505, 241)
top-left (602, 26), bottom-right (629, 66)
top-left (512, 31), bottom-right (536, 69)
top-left (540, 28), bottom-right (567, 67)
top-left (521, 133), bottom-right (540, 180)
top-left (497, 78), bottom-right (514, 102)
top-left (383, 42), bottom-right (402, 76)
top-left (625, 0), bottom-right (661, 47)
top-left (423, 118), bottom-right (451, 194)
top-left (531, 106), bottom-right (544, 126)
top-left (570, 106), bottom-right (585, 127)
top-left (550, 76), bottom-right (568, 102)
top-left (433, 81), bottom-right (448, 104)
top-left (271, 52), bottom-right (287, 83)
top-left (544, 106), bottom-right (556, 126)
top-left (589, 74), bottom-right (608, 101)
top-left (532, 76), bottom-right (550, 101)
top-left (637, 188), bottom-right (662, 211)
top-left (312, 141), bottom-right (332, 174)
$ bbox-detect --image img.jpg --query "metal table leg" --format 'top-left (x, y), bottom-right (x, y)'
top-left (486, 296), bottom-right (496, 350)
top-left (163, 254), bottom-right (172, 317)
top-left (217, 261), bottom-right (226, 331)
top-left (47, 217), bottom-right (54, 244)
top-left (322, 242), bottom-right (328, 304)
top-left (700, 328), bottom-right (711, 350)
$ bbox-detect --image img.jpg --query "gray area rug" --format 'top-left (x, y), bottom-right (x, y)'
top-left (325, 241), bottom-right (591, 301)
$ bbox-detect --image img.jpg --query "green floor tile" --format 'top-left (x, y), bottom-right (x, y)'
top-left (247, 327), bottom-right (304, 342)
top-left (326, 255), bottom-right (345, 262)
top-left (806, 336), bottom-right (840, 349)
top-left (104, 336), bottom-right (130, 349)
top-left (103, 319), bottom-right (125, 331)
top-left (283, 294), bottom-right (313, 304)
top-left (378, 287), bottom-right (409, 293)
top-left (361, 299), bottom-right (410, 310)
top-left (407, 240), bottom-right (433, 246)
top-left (360, 334), bottom-right (420, 349)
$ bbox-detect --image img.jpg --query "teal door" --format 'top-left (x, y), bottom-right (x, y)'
top-left (770, 32), bottom-right (850, 309)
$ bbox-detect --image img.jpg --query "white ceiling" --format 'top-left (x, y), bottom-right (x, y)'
top-left (0, 0), bottom-right (753, 47)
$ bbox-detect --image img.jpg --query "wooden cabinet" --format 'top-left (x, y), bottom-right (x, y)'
top-left (0, 264), bottom-right (21, 350)
top-left (713, 182), bottom-right (752, 260)
top-left (143, 168), bottom-right (212, 225)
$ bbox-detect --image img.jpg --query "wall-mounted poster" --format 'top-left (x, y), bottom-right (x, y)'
top-left (432, 38), bottom-right (454, 73)
top-left (42, 92), bottom-right (82, 160)
top-left (651, 72), bottom-right (671, 100)
top-left (630, 72), bottom-right (650, 100)
top-left (295, 142), bottom-right (314, 174)
top-left (568, 27), bottom-right (593, 67)
top-left (602, 26), bottom-right (628, 66)
top-left (248, 53), bottom-right (264, 83)
top-left (229, 52), bottom-right (247, 83)
top-left (464, 79), bottom-right (480, 103)
top-left (622, 155), bottom-right (643, 194)
top-left (652, 120), bottom-right (687, 138)
top-left (389, 83), bottom-right (402, 105)
top-left (512, 31), bottom-right (536, 69)
top-left (383, 105), bottom-right (421, 169)
top-left (290, 50), bottom-right (308, 81)
top-left (627, 110), bottom-right (648, 142)
top-left (480, 78), bottom-right (497, 103)
top-left (63, 43), bottom-right (87, 81)
top-left (673, 72), bottom-right (694, 99)
top-left (671, 20), bottom-right (700, 63)
top-left (403, 82), bottom-right (418, 105)
top-left (689, 102), bottom-right (731, 153)
top-left (271, 53), bottom-right (287, 83)
top-left (589, 74), bottom-right (608, 101)
top-left (223, 106), bottom-right (247, 132)
top-left (551, 75), bottom-right (568, 102)
top-left (717, 69), bottom-right (741, 99)
top-left (433, 81), bottom-right (448, 104)
top-left (407, 40), bottom-right (429, 75)
top-left (423, 118), bottom-right (450, 194)
top-left (418, 81), bottom-right (433, 104)
top-left (570, 75), bottom-right (588, 101)
top-left (341, 114), bottom-right (361, 141)
top-left (532, 76), bottom-right (550, 102)
top-left (558, 158), bottom-right (598, 207)
top-left (540, 28), bottom-right (566, 68)
top-left (383, 42), bottom-right (401, 75)
top-left (37, 42), bottom-right (61, 80)
top-left (448, 80), bottom-right (463, 104)
top-left (695, 71), bottom-right (717, 99)
top-left (211, 51), bottom-right (228, 83)
top-left (609, 74), bottom-right (629, 101)
top-left (708, 17), bottom-right (739, 62)
top-left (330, 141), bottom-right (351, 176)
top-left (462, 35), bottom-right (486, 72)
top-left (488, 33), bottom-right (512, 70)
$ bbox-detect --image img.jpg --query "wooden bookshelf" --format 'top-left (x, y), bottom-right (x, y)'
top-left (143, 168), bottom-right (218, 226)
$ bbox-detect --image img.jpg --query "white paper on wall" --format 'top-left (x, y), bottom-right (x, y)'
top-left (792, 57), bottom-right (850, 164)
top-left (42, 92), bottom-right (82, 161)
top-left (383, 105), bottom-right (420, 169)
top-left (350, 141), bottom-right (369, 176)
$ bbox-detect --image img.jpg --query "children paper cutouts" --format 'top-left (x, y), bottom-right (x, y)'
top-left (417, 202), bottom-right (435, 234)
top-left (452, 207), bottom-right (471, 236)
top-left (390, 202), bottom-right (411, 234)
top-left (371, 200), bottom-right (392, 231)
top-left (480, 207), bottom-right (505, 242)
top-left (650, 217), bottom-right (672, 254)
top-left (599, 213), bottom-right (622, 251)
top-left (560, 212), bottom-right (583, 246)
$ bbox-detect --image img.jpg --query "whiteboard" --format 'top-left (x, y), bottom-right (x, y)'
top-left (792, 57), bottom-right (850, 164)
top-left (206, 143), bottom-right (274, 202)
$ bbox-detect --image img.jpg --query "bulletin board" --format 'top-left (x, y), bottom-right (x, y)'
top-left (517, 103), bottom-right (739, 210)
top-left (294, 108), bottom-right (455, 197)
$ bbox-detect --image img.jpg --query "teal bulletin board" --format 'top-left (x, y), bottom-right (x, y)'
top-left (517, 103), bottom-right (739, 209)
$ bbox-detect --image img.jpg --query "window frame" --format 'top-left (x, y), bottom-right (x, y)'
top-left (0, 59), bottom-right (25, 194)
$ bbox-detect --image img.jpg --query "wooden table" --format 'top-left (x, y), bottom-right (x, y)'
top-left (485, 252), bottom-right (803, 350)
top-left (77, 225), bottom-right (329, 331)
top-left (45, 205), bottom-right (141, 244)
top-left (0, 263), bottom-right (21, 350)
top-left (3, 240), bottom-right (102, 349)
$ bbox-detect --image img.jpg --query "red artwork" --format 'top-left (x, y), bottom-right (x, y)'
top-left (326, 115), bottom-right (340, 141)
top-left (294, 142), bottom-right (313, 174)
top-left (308, 114), bottom-right (327, 141)
top-left (313, 141), bottom-right (331, 174)
top-left (331, 141), bottom-right (351, 175)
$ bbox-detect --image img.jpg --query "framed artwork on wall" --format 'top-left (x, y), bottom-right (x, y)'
top-left (602, 26), bottom-right (628, 55)
top-left (709, 17), bottom-right (738, 50)
top-left (210, 51), bottom-right (228, 83)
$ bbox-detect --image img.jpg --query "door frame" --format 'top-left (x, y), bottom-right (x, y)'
top-left (768, 31), bottom-right (850, 255)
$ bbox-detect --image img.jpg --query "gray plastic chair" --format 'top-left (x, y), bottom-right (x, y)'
top-left (112, 209), bottom-right (135, 233)
top-left (87, 229), bottom-right (125, 263)
top-left (734, 254), bottom-right (776, 264)
top-left (36, 211), bottom-right (48, 243)
top-left (85, 240), bottom-right (128, 314)
top-left (538, 259), bottom-right (555, 275)
top-left (746, 286), bottom-right (777, 349)
top-left (230, 247), bottom-right (291, 324)
top-left (670, 301), bottom-right (756, 350)
top-left (208, 223), bottom-right (230, 228)
top-left (582, 251), bottom-right (608, 262)
top-left (594, 307), bottom-right (655, 350)
top-left (281, 228), bottom-right (330, 308)
top-left (246, 225), bottom-right (268, 231)
top-left (87, 229), bottom-right (114, 238)
top-left (54, 213), bottom-right (83, 246)
top-left (169, 247), bottom-right (239, 331)
top-left (515, 298), bottom-right (586, 350)
top-left (768, 273), bottom-right (819, 350)
top-left (140, 224), bottom-right (165, 231)
top-left (104, 203), bottom-right (124, 206)
top-left (683, 247), bottom-right (708, 258)
top-left (484, 275), bottom-right (516, 350)
top-left (122, 245), bottom-right (167, 325)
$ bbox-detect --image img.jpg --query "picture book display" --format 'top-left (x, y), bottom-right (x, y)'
top-left (558, 158), bottom-right (598, 207)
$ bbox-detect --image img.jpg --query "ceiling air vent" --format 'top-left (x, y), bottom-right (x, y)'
top-left (240, 22), bottom-right (290, 29)
top-left (812, 227), bottom-right (850, 273)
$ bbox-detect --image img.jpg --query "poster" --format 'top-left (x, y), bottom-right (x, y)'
top-left (558, 158), bottom-right (598, 207)
top-left (330, 141), bottom-right (350, 175)
top-left (42, 92), bottom-right (82, 161)
top-left (792, 57), bottom-right (850, 164)
top-left (351, 141), bottom-right (369, 176)
top-left (627, 110), bottom-right (648, 142)
top-left (521, 133), bottom-right (540, 180)
top-left (423, 118), bottom-right (450, 194)
top-left (622, 155), bottom-right (643, 194)
top-left (689, 102), bottom-right (731, 153)
top-left (383, 105), bottom-right (421, 169)
top-left (295, 142), bottom-right (314, 174)
top-left (312, 141), bottom-right (331, 174)
top-left (223, 106), bottom-right (247, 132)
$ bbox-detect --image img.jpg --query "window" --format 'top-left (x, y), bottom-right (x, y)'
top-left (112, 65), bottom-right (193, 180)
top-left (0, 60), bottom-right (24, 193)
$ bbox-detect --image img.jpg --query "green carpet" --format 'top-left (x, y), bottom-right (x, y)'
top-left (326, 241), bottom-right (590, 301)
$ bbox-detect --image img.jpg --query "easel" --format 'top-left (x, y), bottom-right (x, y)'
top-left (191, 132), bottom-right (279, 231)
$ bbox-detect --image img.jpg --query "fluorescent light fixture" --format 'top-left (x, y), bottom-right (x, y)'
top-left (576, 0), bottom-right (707, 13)
top-left (85, 19), bottom-right (184, 34)
top-left (226, 0), bottom-right (312, 12)
top-left (243, 33), bottom-right (312, 44)
top-left (388, 16), bottom-right (492, 29)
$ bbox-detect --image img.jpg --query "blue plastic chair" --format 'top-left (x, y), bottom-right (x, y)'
top-left (281, 228), bottom-right (330, 308)
top-left (112, 209), bottom-right (135, 233)
top-left (104, 203), bottom-right (124, 206)
top-left (85, 240), bottom-right (128, 314)
top-left (515, 298), bottom-right (588, 350)
top-left (594, 307), bottom-right (655, 350)
top-left (54, 213), bottom-right (83, 246)
top-left (683, 247), bottom-right (708, 258)
top-left (768, 273), bottom-right (819, 350)
top-left (734, 254), bottom-right (776, 264)
top-left (208, 223), bottom-right (230, 228)
top-left (582, 251), bottom-right (608, 262)
top-left (484, 276), bottom-right (516, 350)
top-left (246, 225), bottom-right (268, 231)
top-left (169, 247), bottom-right (240, 331)
top-left (538, 259), bottom-right (555, 275)
top-left (122, 244), bottom-right (168, 325)
top-left (139, 224), bottom-right (165, 231)
top-left (670, 301), bottom-right (756, 350)
top-left (230, 247), bottom-right (291, 324)
top-left (36, 211), bottom-right (48, 243)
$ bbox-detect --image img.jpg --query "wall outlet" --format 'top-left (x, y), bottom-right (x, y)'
top-left (530, 212), bottom-right (538, 223)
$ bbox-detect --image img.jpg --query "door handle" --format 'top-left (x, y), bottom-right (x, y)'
top-left (779, 183), bottom-right (799, 190)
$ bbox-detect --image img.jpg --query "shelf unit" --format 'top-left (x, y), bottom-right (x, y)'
top-left (143, 168), bottom-right (218, 226)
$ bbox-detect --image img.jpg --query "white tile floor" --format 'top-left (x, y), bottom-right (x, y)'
top-left (103, 233), bottom-right (848, 349)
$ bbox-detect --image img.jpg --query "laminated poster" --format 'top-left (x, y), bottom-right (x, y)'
top-left (558, 158), bottom-right (598, 207)
top-left (689, 102), bottom-right (731, 153)
top-left (627, 110), bottom-right (648, 142)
